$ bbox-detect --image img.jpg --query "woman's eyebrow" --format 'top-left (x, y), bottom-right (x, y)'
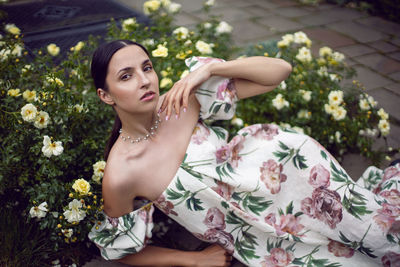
top-left (117, 59), bottom-right (151, 75)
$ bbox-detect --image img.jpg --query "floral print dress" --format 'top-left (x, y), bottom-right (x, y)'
top-left (89, 57), bottom-right (400, 267)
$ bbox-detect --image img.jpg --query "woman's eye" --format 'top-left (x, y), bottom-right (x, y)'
top-left (144, 65), bottom-right (153, 72)
top-left (121, 74), bottom-right (131, 80)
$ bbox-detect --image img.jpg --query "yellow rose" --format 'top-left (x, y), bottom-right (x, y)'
top-left (74, 41), bottom-right (84, 52)
top-left (23, 90), bottom-right (36, 102)
top-left (160, 77), bottom-right (172, 88)
top-left (152, 44), bottom-right (168, 57)
top-left (47, 43), bottom-right (60, 56)
top-left (143, 0), bottom-right (161, 15)
top-left (5, 24), bottom-right (21, 35)
top-left (8, 88), bottom-right (21, 97)
top-left (72, 178), bottom-right (91, 195)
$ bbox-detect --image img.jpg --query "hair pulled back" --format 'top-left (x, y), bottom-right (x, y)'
top-left (91, 40), bottom-right (150, 161)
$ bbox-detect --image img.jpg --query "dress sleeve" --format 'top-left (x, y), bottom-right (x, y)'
top-left (88, 202), bottom-right (154, 260)
top-left (185, 56), bottom-right (238, 121)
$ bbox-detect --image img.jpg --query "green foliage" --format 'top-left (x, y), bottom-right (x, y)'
top-left (226, 33), bottom-right (392, 166)
top-left (0, 0), bottom-right (394, 265)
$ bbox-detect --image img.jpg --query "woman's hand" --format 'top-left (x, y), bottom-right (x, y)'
top-left (191, 244), bottom-right (233, 267)
top-left (159, 63), bottom-right (214, 120)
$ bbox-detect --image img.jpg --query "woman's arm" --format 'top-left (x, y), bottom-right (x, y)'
top-left (117, 244), bottom-right (232, 267)
top-left (159, 56), bottom-right (292, 118)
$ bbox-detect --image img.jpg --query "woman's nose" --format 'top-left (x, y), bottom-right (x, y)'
top-left (138, 71), bottom-right (150, 88)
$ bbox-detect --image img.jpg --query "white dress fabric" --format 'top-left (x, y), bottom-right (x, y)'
top-left (89, 57), bottom-right (400, 267)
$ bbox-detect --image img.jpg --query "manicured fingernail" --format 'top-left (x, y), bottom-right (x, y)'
top-left (158, 108), bottom-right (161, 114)
top-left (175, 114), bottom-right (179, 119)
top-left (183, 107), bottom-right (187, 113)
top-left (165, 115), bottom-right (169, 121)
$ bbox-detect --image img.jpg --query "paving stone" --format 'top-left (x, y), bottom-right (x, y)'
top-left (389, 72), bottom-right (400, 82)
top-left (245, 5), bottom-right (272, 18)
top-left (303, 27), bottom-right (355, 48)
top-left (352, 65), bottom-right (393, 91)
top-left (174, 11), bottom-right (201, 27)
top-left (117, 0), bottom-right (146, 11)
top-left (257, 15), bottom-right (304, 33)
top-left (384, 83), bottom-right (400, 96)
top-left (296, 10), bottom-right (342, 26)
top-left (390, 38), bottom-right (400, 47)
top-left (388, 52), bottom-right (400, 61)
top-left (341, 153), bottom-right (373, 181)
top-left (196, 6), bottom-right (255, 22)
top-left (367, 88), bottom-right (400, 122)
top-left (327, 21), bottom-right (387, 43)
top-left (368, 41), bottom-right (399, 53)
top-left (245, 0), bottom-right (280, 10)
top-left (231, 20), bottom-right (275, 44)
top-left (174, 0), bottom-right (204, 12)
top-left (353, 53), bottom-right (400, 75)
top-left (269, 0), bottom-right (298, 7)
top-left (271, 6), bottom-right (313, 18)
top-left (357, 16), bottom-right (400, 36)
top-left (217, 0), bottom-right (255, 8)
top-left (336, 44), bottom-right (375, 58)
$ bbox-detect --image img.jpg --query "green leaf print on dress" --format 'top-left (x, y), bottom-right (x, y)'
top-left (166, 177), bottom-right (207, 211)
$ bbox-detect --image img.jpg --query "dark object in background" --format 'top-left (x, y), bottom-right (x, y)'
top-left (1, 0), bottom-right (149, 56)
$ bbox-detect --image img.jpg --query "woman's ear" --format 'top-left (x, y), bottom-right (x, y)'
top-left (97, 88), bottom-right (115, 105)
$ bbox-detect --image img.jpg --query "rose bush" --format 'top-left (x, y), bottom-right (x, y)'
top-left (0, 0), bottom-right (395, 265)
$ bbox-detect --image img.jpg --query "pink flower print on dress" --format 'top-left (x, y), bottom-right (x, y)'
top-left (215, 135), bottom-right (244, 168)
top-left (240, 124), bottom-right (279, 140)
top-left (327, 239), bottom-right (354, 258)
top-left (261, 248), bottom-right (294, 267)
top-left (107, 217), bottom-right (119, 228)
top-left (260, 159), bottom-right (287, 194)
top-left (199, 228), bottom-right (235, 254)
top-left (211, 181), bottom-right (234, 200)
top-left (196, 56), bottom-right (224, 64)
top-left (138, 207), bottom-right (153, 224)
top-left (264, 213), bottom-right (277, 226)
top-left (301, 187), bottom-right (343, 229)
top-left (216, 79), bottom-right (236, 103)
top-left (374, 202), bottom-right (400, 233)
top-left (203, 207), bottom-right (226, 230)
top-left (275, 214), bottom-right (305, 237)
top-left (155, 195), bottom-right (178, 216)
top-left (383, 165), bottom-right (400, 183)
top-left (380, 189), bottom-right (400, 206)
top-left (191, 122), bottom-right (210, 145)
top-left (308, 164), bottom-right (330, 188)
top-left (381, 251), bottom-right (400, 267)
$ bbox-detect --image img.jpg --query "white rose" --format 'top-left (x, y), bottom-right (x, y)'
top-left (42, 135), bottom-right (63, 158)
top-left (21, 103), bottom-right (37, 122)
top-left (215, 21), bottom-right (232, 35)
top-left (63, 199), bottom-right (86, 223)
top-left (29, 202), bottom-right (48, 219)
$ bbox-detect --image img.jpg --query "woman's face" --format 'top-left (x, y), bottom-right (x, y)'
top-left (102, 45), bottom-right (159, 115)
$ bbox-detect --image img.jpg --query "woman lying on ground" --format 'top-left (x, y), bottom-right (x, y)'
top-left (89, 40), bottom-right (400, 267)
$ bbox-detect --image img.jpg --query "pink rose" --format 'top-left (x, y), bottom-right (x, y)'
top-left (240, 124), bottom-right (279, 140)
top-left (382, 251), bottom-right (400, 267)
top-left (216, 145), bottom-right (231, 164)
top-left (216, 78), bottom-right (236, 102)
top-left (301, 188), bottom-right (343, 229)
top-left (107, 217), bottom-right (119, 228)
top-left (374, 203), bottom-right (400, 234)
top-left (380, 189), bottom-right (400, 206)
top-left (260, 159), bottom-right (287, 194)
top-left (211, 181), bottom-right (234, 200)
top-left (191, 122), bottom-right (210, 145)
top-left (264, 213), bottom-right (277, 225)
top-left (327, 239), bottom-right (354, 258)
top-left (196, 228), bottom-right (235, 254)
top-left (155, 195), bottom-right (178, 216)
top-left (309, 164), bottom-right (330, 188)
top-left (203, 207), bottom-right (226, 230)
top-left (275, 214), bottom-right (305, 237)
top-left (215, 135), bottom-right (244, 168)
top-left (383, 166), bottom-right (400, 183)
top-left (261, 248), bottom-right (294, 267)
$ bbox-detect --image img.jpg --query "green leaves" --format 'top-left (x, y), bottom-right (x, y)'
top-left (232, 191), bottom-right (272, 215)
top-left (273, 140), bottom-right (308, 169)
top-left (166, 177), bottom-right (205, 211)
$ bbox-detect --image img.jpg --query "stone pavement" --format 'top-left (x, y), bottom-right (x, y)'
top-left (85, 0), bottom-right (400, 266)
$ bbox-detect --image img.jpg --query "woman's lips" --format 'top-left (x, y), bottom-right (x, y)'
top-left (140, 91), bottom-right (155, 101)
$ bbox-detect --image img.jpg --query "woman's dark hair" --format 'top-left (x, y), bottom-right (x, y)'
top-left (91, 40), bottom-right (150, 161)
